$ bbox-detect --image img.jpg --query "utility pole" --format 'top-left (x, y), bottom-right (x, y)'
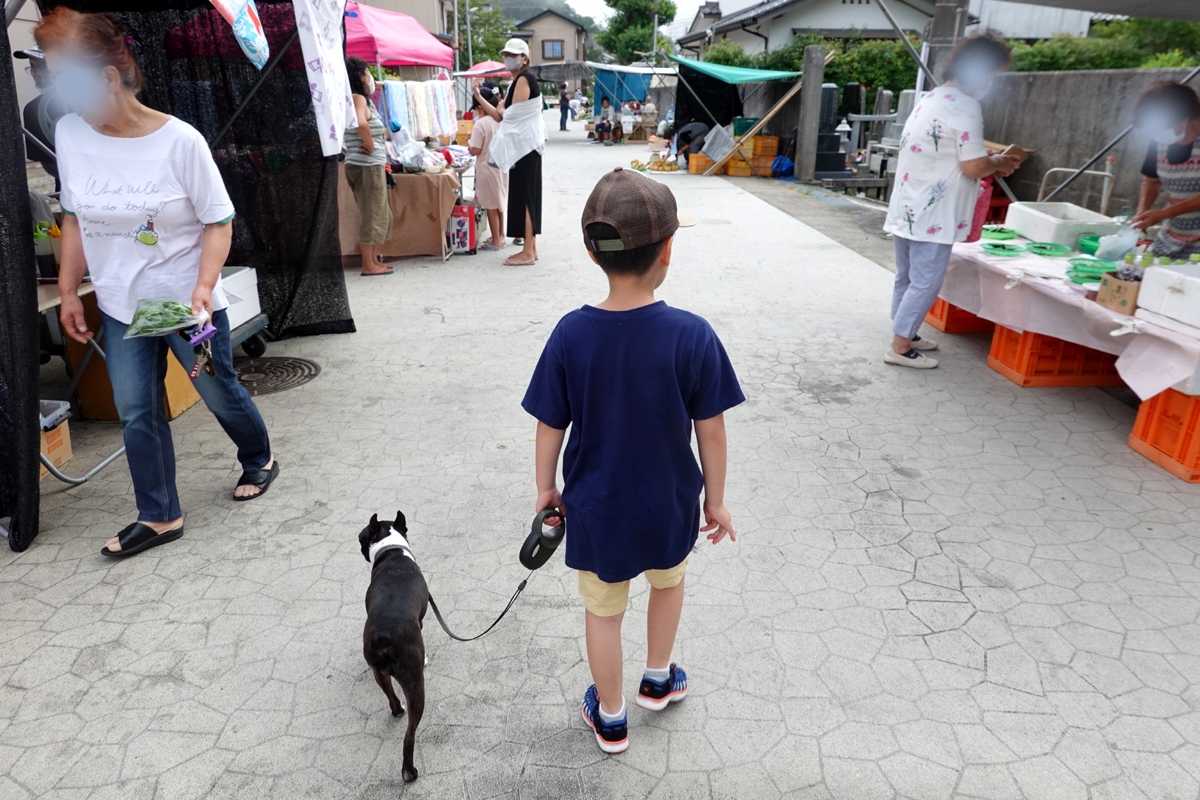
top-left (924, 0), bottom-right (969, 82)
top-left (651, 12), bottom-right (658, 63)
top-left (795, 44), bottom-right (826, 182)
top-left (453, 0), bottom-right (460, 72)
top-left (466, 1), bottom-right (474, 67)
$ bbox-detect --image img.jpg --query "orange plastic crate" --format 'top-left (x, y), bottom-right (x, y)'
top-left (726, 163), bottom-right (753, 177)
top-left (749, 155), bottom-right (774, 173)
top-left (924, 297), bottom-right (995, 334)
top-left (987, 325), bottom-right (1125, 388)
top-left (688, 154), bottom-right (713, 174)
top-left (1129, 389), bottom-right (1200, 482)
top-left (753, 136), bottom-right (779, 156)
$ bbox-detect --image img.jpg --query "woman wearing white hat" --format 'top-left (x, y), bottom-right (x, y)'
top-left (473, 38), bottom-right (545, 266)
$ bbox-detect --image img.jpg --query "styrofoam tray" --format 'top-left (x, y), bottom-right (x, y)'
top-left (1004, 202), bottom-right (1121, 249)
top-left (220, 267), bottom-right (261, 331)
top-left (1138, 263), bottom-right (1200, 329)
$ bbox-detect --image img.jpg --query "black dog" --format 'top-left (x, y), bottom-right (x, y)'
top-left (360, 511), bottom-right (427, 783)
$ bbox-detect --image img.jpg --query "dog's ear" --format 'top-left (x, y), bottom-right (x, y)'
top-left (394, 511), bottom-right (407, 535)
top-left (369, 513), bottom-right (380, 534)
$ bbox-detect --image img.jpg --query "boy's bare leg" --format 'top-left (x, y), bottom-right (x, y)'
top-left (646, 578), bottom-right (685, 669)
top-left (585, 609), bottom-right (625, 714)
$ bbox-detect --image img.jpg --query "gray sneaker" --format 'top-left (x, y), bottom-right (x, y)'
top-left (884, 348), bottom-right (939, 369)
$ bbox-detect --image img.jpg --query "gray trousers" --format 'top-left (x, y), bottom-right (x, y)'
top-left (891, 236), bottom-right (954, 339)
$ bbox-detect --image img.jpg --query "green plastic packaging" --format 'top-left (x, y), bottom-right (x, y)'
top-left (124, 299), bottom-right (205, 339)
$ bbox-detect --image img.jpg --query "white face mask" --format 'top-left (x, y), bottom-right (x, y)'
top-left (503, 56), bottom-right (523, 71)
top-left (365, 75), bottom-right (376, 95)
top-left (1155, 126), bottom-right (1186, 145)
top-left (973, 83), bottom-right (991, 102)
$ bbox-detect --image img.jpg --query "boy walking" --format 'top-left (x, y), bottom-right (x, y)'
top-left (522, 168), bottom-right (744, 753)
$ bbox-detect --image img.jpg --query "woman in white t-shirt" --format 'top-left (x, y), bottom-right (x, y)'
top-left (882, 36), bottom-right (1021, 369)
top-left (37, 8), bottom-right (279, 558)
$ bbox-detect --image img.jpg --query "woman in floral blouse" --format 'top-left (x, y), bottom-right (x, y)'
top-left (882, 35), bottom-right (1021, 369)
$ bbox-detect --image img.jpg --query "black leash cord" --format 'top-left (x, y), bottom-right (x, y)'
top-left (427, 574), bottom-right (532, 642)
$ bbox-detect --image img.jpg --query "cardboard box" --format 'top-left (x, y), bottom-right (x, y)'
top-left (1096, 271), bottom-right (1140, 315)
top-left (457, 119), bottom-right (472, 134)
top-left (39, 421), bottom-right (73, 481)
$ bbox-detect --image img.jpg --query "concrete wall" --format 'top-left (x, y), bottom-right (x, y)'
top-left (980, 68), bottom-right (1194, 216)
top-left (367, 0), bottom-right (449, 36)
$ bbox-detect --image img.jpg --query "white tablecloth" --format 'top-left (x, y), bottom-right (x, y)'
top-left (943, 241), bottom-right (1200, 399)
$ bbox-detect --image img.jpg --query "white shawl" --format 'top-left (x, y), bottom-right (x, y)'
top-left (488, 97), bottom-right (547, 173)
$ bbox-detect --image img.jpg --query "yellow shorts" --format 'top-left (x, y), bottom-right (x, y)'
top-left (578, 559), bottom-right (688, 617)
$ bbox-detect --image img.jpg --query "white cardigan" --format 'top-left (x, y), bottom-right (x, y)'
top-left (488, 97), bottom-right (547, 173)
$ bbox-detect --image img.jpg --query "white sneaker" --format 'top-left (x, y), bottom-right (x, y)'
top-left (911, 334), bottom-right (939, 351)
top-left (884, 348), bottom-right (939, 369)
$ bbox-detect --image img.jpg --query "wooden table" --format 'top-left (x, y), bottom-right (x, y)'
top-left (338, 164), bottom-right (461, 260)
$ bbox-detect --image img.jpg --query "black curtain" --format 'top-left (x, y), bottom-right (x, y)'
top-left (43, 0), bottom-right (355, 340)
top-left (673, 63), bottom-right (743, 129)
top-left (0, 24), bottom-right (41, 551)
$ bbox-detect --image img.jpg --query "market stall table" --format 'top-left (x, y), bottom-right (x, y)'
top-left (338, 165), bottom-right (461, 260)
top-left (939, 241), bottom-right (1200, 401)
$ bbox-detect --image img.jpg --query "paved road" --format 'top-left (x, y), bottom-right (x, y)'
top-left (9, 121), bottom-right (1200, 799)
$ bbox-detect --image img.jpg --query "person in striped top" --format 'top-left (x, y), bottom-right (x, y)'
top-left (345, 57), bottom-right (393, 276)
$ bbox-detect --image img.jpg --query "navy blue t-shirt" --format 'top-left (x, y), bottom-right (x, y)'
top-left (522, 301), bottom-right (745, 582)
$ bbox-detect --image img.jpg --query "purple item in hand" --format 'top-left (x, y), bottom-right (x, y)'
top-left (185, 322), bottom-right (217, 346)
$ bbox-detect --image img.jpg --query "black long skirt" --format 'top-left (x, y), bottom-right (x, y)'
top-left (506, 150), bottom-right (542, 238)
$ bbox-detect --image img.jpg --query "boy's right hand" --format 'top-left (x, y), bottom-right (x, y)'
top-left (536, 488), bottom-right (565, 526)
top-left (702, 503), bottom-right (735, 544)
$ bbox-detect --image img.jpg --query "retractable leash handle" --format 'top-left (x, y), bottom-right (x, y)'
top-left (519, 508), bottom-right (565, 570)
top-left (428, 509), bottom-right (563, 642)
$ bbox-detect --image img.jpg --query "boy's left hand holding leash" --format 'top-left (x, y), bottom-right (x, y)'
top-left (702, 502), bottom-right (735, 544)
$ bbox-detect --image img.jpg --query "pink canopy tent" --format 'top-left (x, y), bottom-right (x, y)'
top-left (344, 0), bottom-right (453, 69)
top-left (455, 60), bottom-right (509, 78)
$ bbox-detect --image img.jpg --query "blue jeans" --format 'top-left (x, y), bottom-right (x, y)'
top-left (101, 308), bottom-right (271, 522)
top-left (891, 236), bottom-right (954, 338)
top-left (560, 105), bottom-right (570, 130)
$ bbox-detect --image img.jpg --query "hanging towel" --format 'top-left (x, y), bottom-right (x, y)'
top-left (488, 97), bottom-right (547, 173)
top-left (382, 81), bottom-right (408, 133)
top-left (406, 83), bottom-right (420, 136)
top-left (430, 81), bottom-right (451, 137)
top-left (411, 82), bottom-right (433, 139)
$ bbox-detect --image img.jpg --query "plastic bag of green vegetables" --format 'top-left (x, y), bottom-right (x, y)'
top-left (123, 299), bottom-right (205, 339)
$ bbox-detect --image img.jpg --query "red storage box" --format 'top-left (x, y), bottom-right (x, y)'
top-left (987, 325), bottom-right (1125, 388)
top-left (1129, 389), bottom-right (1200, 482)
top-left (924, 297), bottom-right (995, 334)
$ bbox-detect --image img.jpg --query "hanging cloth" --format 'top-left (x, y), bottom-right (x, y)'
top-left (382, 80), bottom-right (408, 133)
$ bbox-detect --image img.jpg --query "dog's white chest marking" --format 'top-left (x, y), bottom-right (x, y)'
top-left (370, 528), bottom-right (416, 563)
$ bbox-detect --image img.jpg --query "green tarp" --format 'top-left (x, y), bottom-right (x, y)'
top-left (665, 55), bottom-right (801, 84)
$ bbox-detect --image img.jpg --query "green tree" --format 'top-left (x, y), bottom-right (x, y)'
top-left (598, 0), bottom-right (676, 64)
top-left (1093, 18), bottom-right (1200, 57)
top-left (1008, 34), bottom-right (1146, 72)
top-left (702, 39), bottom-right (752, 68)
top-left (1141, 49), bottom-right (1200, 69)
top-left (456, 0), bottom-right (511, 67)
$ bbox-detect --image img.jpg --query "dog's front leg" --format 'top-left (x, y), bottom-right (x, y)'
top-left (372, 668), bottom-right (404, 717)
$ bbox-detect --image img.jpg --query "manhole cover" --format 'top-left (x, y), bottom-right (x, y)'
top-left (233, 357), bottom-right (321, 396)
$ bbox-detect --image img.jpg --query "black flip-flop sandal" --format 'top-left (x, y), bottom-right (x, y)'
top-left (100, 522), bottom-right (184, 558)
top-left (234, 461), bottom-right (280, 502)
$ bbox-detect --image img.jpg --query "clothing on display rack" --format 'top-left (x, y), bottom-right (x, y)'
top-left (381, 79), bottom-right (458, 140)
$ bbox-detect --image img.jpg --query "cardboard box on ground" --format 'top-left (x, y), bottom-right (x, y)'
top-left (39, 422), bottom-right (72, 481)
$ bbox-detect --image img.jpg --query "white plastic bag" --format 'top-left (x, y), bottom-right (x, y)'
top-left (1095, 226), bottom-right (1138, 261)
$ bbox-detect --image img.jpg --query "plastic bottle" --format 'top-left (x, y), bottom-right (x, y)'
top-left (33, 229), bottom-right (56, 280)
top-left (1124, 253), bottom-right (1135, 265)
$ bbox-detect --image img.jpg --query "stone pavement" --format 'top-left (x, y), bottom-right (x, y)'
top-left (7, 118), bottom-right (1200, 800)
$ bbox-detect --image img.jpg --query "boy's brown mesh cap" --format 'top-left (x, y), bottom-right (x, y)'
top-left (582, 167), bottom-right (697, 252)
